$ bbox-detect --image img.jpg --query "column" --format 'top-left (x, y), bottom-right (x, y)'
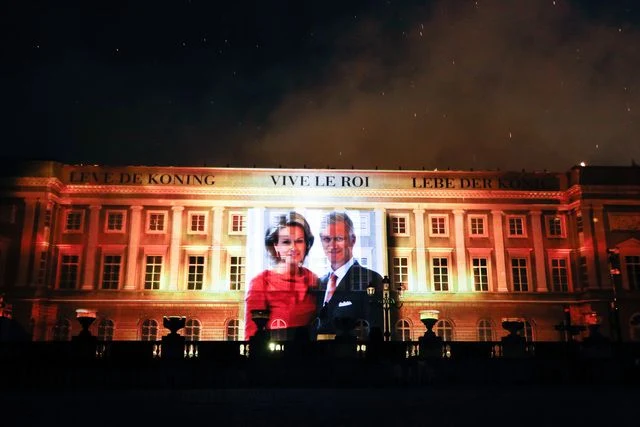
top-left (209, 206), bottom-right (225, 291)
top-left (453, 210), bottom-right (468, 292)
top-left (591, 205), bottom-right (610, 289)
top-left (579, 206), bottom-right (599, 289)
top-left (530, 211), bottom-right (548, 292)
top-left (168, 206), bottom-right (184, 291)
top-left (491, 210), bottom-right (509, 292)
top-left (375, 208), bottom-right (388, 277)
top-left (29, 200), bottom-right (51, 287)
top-left (82, 205), bottom-right (101, 290)
top-left (413, 209), bottom-right (427, 292)
top-left (124, 205), bottom-right (143, 290)
top-left (16, 199), bottom-right (38, 286)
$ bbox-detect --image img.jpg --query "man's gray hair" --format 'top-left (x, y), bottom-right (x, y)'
top-left (320, 211), bottom-right (356, 241)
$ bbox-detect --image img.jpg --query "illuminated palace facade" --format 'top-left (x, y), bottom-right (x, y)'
top-left (1, 161), bottom-right (639, 343)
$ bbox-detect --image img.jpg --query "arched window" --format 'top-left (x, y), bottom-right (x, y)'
top-left (522, 320), bottom-right (534, 342)
top-left (97, 319), bottom-right (114, 341)
top-left (184, 318), bottom-right (201, 341)
top-left (435, 319), bottom-right (453, 341)
top-left (630, 313), bottom-right (640, 341)
top-left (395, 319), bottom-right (412, 341)
top-left (354, 319), bottom-right (370, 341)
top-left (477, 319), bottom-right (493, 342)
top-left (270, 318), bottom-right (287, 340)
top-left (141, 319), bottom-right (158, 341)
top-left (52, 318), bottom-right (71, 341)
top-left (226, 319), bottom-right (240, 341)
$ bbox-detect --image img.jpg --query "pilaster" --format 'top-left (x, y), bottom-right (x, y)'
top-left (168, 206), bottom-right (184, 291)
top-left (491, 210), bottom-right (509, 292)
top-left (530, 211), bottom-right (548, 292)
top-left (81, 205), bottom-right (101, 290)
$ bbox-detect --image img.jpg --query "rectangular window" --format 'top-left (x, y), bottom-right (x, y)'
top-left (37, 251), bottom-right (48, 286)
top-left (358, 213), bottom-right (371, 237)
top-left (579, 256), bottom-right (589, 287)
top-left (468, 215), bottom-right (487, 237)
top-left (390, 214), bottom-right (409, 236)
top-left (187, 255), bottom-right (205, 290)
top-left (146, 211), bottom-right (166, 233)
top-left (546, 215), bottom-right (565, 238)
top-left (44, 209), bottom-right (51, 227)
top-left (105, 210), bottom-right (126, 232)
top-left (432, 257), bottom-right (449, 291)
top-left (64, 210), bottom-right (84, 232)
top-left (392, 257), bottom-right (409, 289)
top-left (507, 216), bottom-right (526, 237)
top-left (188, 211), bottom-right (207, 234)
top-left (576, 215), bottom-right (583, 233)
top-left (59, 255), bottom-right (79, 289)
top-left (472, 257), bottom-right (489, 291)
top-left (511, 258), bottom-right (529, 291)
top-left (101, 255), bottom-right (122, 290)
top-left (551, 258), bottom-right (569, 292)
top-left (626, 255), bottom-right (640, 291)
top-left (229, 212), bottom-right (246, 234)
top-left (229, 256), bottom-right (245, 291)
top-left (144, 256), bottom-right (163, 290)
top-left (429, 215), bottom-right (448, 237)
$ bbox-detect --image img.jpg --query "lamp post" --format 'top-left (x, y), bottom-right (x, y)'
top-left (607, 248), bottom-right (622, 342)
top-left (367, 275), bottom-right (402, 341)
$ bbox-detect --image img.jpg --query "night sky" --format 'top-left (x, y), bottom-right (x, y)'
top-left (4, 0), bottom-right (639, 171)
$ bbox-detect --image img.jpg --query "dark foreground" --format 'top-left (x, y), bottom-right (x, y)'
top-left (3, 385), bottom-right (639, 427)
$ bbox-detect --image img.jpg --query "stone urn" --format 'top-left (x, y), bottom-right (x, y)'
top-left (419, 309), bottom-right (440, 338)
top-left (250, 309), bottom-right (271, 334)
top-left (75, 308), bottom-right (97, 338)
top-left (163, 316), bottom-right (186, 336)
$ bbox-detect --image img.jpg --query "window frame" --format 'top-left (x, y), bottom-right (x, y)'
top-left (99, 251), bottom-right (124, 290)
top-left (141, 319), bottom-right (159, 341)
top-left (624, 254), bottom-right (640, 291)
top-left (468, 214), bottom-right (488, 238)
top-left (435, 319), bottom-right (453, 341)
top-left (184, 318), bottom-right (202, 342)
top-left (228, 254), bottom-right (246, 291)
top-left (506, 215), bottom-right (527, 238)
top-left (142, 254), bottom-right (164, 290)
top-left (391, 255), bottom-right (410, 291)
top-left (185, 253), bottom-right (207, 291)
top-left (146, 210), bottom-right (167, 234)
top-left (471, 256), bottom-right (490, 292)
top-left (428, 214), bottom-right (449, 237)
top-left (57, 248), bottom-right (82, 290)
top-left (548, 253), bottom-right (572, 292)
top-left (390, 214), bottom-right (410, 237)
top-left (545, 214), bottom-right (566, 238)
top-left (430, 254), bottom-right (451, 292)
top-left (187, 210), bottom-right (209, 235)
top-left (507, 249), bottom-right (532, 292)
top-left (477, 319), bottom-right (493, 342)
top-left (63, 209), bottom-right (85, 234)
top-left (395, 319), bottom-right (412, 341)
top-left (228, 211), bottom-right (247, 235)
top-left (104, 209), bottom-right (127, 233)
top-left (225, 319), bottom-right (240, 341)
top-left (97, 319), bottom-right (115, 341)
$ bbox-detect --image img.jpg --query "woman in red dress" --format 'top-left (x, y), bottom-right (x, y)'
top-left (244, 212), bottom-right (319, 339)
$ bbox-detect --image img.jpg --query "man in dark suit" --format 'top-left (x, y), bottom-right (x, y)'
top-left (314, 211), bottom-right (383, 339)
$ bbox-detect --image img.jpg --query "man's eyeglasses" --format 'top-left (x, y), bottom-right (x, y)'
top-left (320, 236), bottom-right (346, 244)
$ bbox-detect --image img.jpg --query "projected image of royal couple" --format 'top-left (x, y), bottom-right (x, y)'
top-left (244, 210), bottom-right (383, 341)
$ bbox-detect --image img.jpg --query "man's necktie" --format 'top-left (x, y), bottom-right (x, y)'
top-left (324, 273), bottom-right (337, 305)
